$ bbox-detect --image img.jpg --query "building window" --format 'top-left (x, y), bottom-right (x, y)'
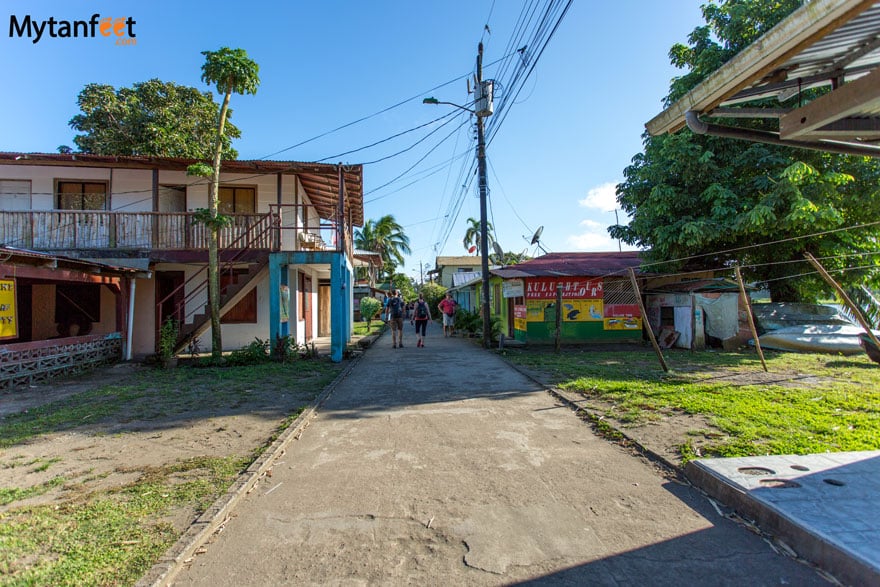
top-left (220, 270), bottom-right (257, 323)
top-left (0, 180), bottom-right (31, 211)
top-left (219, 186), bottom-right (255, 214)
top-left (493, 283), bottom-right (502, 314)
top-left (56, 181), bottom-right (108, 210)
top-left (158, 185), bottom-right (186, 212)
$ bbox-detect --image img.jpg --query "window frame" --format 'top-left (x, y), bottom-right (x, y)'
top-left (55, 179), bottom-right (109, 211)
top-left (218, 185), bottom-right (257, 214)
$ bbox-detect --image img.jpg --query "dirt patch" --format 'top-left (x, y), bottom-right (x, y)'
top-left (0, 361), bottom-right (338, 524)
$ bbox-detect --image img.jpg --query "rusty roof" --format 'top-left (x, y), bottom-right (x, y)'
top-left (0, 152), bottom-right (363, 226)
top-left (492, 252), bottom-right (647, 279)
top-left (0, 245), bottom-right (147, 277)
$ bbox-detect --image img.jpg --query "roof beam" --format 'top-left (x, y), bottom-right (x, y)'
top-left (646, 0), bottom-right (876, 136)
top-left (780, 66), bottom-right (880, 138)
top-left (708, 107), bottom-right (791, 119)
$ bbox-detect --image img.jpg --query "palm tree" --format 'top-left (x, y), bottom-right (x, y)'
top-left (354, 215), bottom-right (411, 282)
top-left (462, 216), bottom-right (494, 254)
top-left (199, 47), bottom-right (260, 358)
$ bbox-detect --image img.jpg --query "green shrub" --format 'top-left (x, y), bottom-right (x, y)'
top-left (227, 338), bottom-right (270, 365)
top-left (359, 296), bottom-right (382, 326)
top-left (420, 282), bottom-right (447, 315)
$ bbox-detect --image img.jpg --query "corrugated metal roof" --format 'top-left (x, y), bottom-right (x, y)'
top-left (0, 152), bottom-right (364, 226)
top-left (491, 252), bottom-right (646, 279)
top-left (0, 246), bottom-right (145, 276)
top-left (647, 0), bottom-right (880, 155)
top-left (644, 278), bottom-right (747, 293)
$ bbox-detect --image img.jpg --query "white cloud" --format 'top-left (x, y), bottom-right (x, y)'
top-left (578, 181), bottom-right (620, 213)
top-left (579, 219), bottom-right (603, 229)
top-left (566, 217), bottom-right (637, 252)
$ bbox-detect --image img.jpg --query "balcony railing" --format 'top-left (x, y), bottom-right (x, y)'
top-left (0, 209), bottom-right (354, 255)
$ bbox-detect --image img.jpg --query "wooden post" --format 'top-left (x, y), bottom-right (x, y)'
top-left (628, 268), bottom-right (668, 372)
top-left (805, 252), bottom-right (880, 349)
top-left (735, 265), bottom-right (768, 372)
top-left (555, 283), bottom-right (563, 353)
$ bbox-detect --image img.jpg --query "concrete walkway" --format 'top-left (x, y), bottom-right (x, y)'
top-left (170, 330), bottom-right (829, 586)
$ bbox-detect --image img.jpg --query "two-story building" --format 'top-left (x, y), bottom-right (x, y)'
top-left (431, 255), bottom-right (483, 289)
top-left (0, 152), bottom-right (377, 367)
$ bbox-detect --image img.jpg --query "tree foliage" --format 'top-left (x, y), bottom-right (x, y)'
top-left (69, 79), bottom-right (240, 158)
top-left (197, 47), bottom-right (260, 358)
top-left (359, 296), bottom-right (381, 327)
top-left (419, 281), bottom-right (448, 314)
top-left (354, 215), bottom-right (411, 281)
top-left (462, 216), bottom-right (494, 254)
top-left (613, 0), bottom-right (880, 302)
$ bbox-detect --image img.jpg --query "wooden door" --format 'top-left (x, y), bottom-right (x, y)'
top-left (300, 273), bottom-right (313, 341)
top-left (318, 283), bottom-right (331, 336)
top-left (156, 271), bottom-right (184, 346)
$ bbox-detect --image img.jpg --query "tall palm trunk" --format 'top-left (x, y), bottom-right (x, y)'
top-left (208, 88), bottom-right (232, 358)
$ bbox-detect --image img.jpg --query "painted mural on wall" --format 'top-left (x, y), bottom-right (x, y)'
top-left (518, 277), bottom-right (641, 330)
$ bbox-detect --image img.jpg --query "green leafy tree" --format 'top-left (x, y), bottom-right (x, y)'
top-left (69, 79), bottom-right (240, 158)
top-left (194, 48), bottom-right (260, 357)
top-left (359, 296), bottom-right (381, 328)
top-left (390, 273), bottom-right (416, 302)
top-left (419, 281), bottom-right (447, 316)
top-left (612, 0), bottom-right (880, 302)
top-left (491, 249), bottom-right (531, 266)
top-left (462, 216), bottom-right (494, 254)
top-left (354, 215), bottom-right (411, 281)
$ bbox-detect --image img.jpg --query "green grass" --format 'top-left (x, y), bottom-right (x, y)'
top-left (503, 347), bottom-right (880, 460)
top-left (353, 320), bottom-right (384, 337)
top-left (0, 361), bottom-right (340, 585)
top-left (0, 456), bottom-right (248, 586)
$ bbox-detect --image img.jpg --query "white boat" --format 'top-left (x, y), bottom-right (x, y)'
top-left (751, 324), bottom-right (877, 355)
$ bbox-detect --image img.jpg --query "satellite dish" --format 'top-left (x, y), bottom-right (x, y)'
top-left (530, 226), bottom-right (544, 245)
top-left (492, 242), bottom-right (504, 259)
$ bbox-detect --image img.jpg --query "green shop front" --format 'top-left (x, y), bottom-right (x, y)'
top-left (494, 252), bottom-right (646, 345)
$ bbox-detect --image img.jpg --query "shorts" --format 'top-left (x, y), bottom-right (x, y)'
top-left (442, 313), bottom-right (455, 327)
top-left (413, 319), bottom-right (427, 336)
top-left (389, 317), bottom-right (403, 332)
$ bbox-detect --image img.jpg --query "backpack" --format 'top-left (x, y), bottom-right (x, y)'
top-left (416, 301), bottom-right (428, 319)
top-left (389, 297), bottom-right (403, 319)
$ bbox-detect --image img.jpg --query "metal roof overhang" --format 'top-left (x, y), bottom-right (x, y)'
top-left (0, 153), bottom-right (364, 226)
top-left (646, 0), bottom-right (880, 157)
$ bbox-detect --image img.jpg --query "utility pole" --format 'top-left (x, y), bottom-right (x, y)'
top-left (421, 43), bottom-right (493, 348)
top-left (475, 42), bottom-right (494, 349)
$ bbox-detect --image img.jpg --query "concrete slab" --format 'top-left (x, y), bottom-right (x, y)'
top-left (687, 451), bottom-right (880, 586)
top-left (166, 332), bottom-right (830, 586)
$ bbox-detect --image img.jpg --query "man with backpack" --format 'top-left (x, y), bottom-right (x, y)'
top-left (387, 290), bottom-right (405, 348)
top-left (410, 292), bottom-right (432, 348)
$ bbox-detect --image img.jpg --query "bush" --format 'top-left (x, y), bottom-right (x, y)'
top-left (420, 282), bottom-right (447, 317)
top-left (157, 317), bottom-right (179, 363)
top-left (227, 338), bottom-right (271, 365)
top-left (359, 296), bottom-right (382, 326)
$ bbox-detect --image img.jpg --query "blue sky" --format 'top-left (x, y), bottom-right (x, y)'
top-left (1, 1), bottom-right (706, 275)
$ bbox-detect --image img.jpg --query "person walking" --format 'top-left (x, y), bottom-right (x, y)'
top-left (387, 290), bottom-right (405, 348)
top-left (438, 292), bottom-right (457, 337)
top-left (410, 293), bottom-right (432, 348)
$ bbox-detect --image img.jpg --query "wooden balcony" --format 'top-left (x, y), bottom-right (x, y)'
top-left (0, 210), bottom-right (351, 253)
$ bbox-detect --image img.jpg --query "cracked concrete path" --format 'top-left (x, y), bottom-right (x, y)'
top-left (172, 333), bottom-right (827, 586)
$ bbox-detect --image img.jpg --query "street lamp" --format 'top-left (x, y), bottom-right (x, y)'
top-left (424, 43), bottom-right (494, 349)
